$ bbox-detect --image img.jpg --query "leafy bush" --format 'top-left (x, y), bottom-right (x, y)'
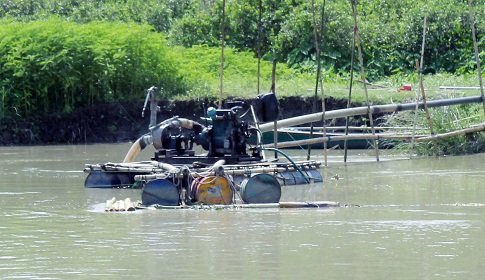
top-left (0, 17), bottom-right (184, 119)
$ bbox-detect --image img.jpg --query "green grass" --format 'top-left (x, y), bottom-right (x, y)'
top-left (171, 45), bottom-right (485, 106)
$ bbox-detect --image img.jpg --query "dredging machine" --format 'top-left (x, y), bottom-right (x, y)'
top-left (84, 86), bottom-right (324, 207)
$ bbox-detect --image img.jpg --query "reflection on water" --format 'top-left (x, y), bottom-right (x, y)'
top-left (0, 144), bottom-right (484, 279)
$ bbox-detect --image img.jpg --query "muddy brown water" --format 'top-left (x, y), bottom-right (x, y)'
top-left (1, 143), bottom-right (484, 279)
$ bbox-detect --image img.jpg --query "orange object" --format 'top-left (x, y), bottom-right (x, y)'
top-left (191, 176), bottom-right (233, 205)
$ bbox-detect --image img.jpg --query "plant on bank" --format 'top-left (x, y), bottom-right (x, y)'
top-left (0, 17), bottom-right (184, 119)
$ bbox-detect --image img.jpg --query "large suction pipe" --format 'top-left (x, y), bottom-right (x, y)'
top-left (123, 117), bottom-right (205, 163)
top-left (123, 134), bottom-right (153, 163)
top-left (152, 118), bottom-right (205, 150)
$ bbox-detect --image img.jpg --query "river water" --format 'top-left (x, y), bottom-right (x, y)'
top-left (1, 143), bottom-right (484, 279)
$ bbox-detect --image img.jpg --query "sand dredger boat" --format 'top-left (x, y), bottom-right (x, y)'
top-left (84, 86), bottom-right (328, 208)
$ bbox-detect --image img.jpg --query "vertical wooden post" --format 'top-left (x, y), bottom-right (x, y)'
top-left (319, 0), bottom-right (328, 166)
top-left (344, 8), bottom-right (357, 163)
top-left (416, 59), bottom-right (438, 156)
top-left (467, 0), bottom-right (485, 116)
top-left (409, 84), bottom-right (420, 159)
top-left (308, 0), bottom-right (327, 165)
top-left (307, 0), bottom-right (318, 161)
top-left (271, 59), bottom-right (278, 159)
top-left (257, 0), bottom-right (262, 96)
top-left (414, 16), bottom-right (438, 156)
top-left (410, 16), bottom-right (428, 158)
top-left (218, 0), bottom-right (226, 109)
top-left (351, 0), bottom-right (379, 161)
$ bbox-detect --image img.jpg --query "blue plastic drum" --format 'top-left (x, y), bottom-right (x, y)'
top-left (276, 171), bottom-right (296, 186)
top-left (84, 171), bottom-right (131, 188)
top-left (305, 169), bottom-right (323, 183)
top-left (141, 179), bottom-right (179, 206)
top-left (240, 173), bottom-right (281, 203)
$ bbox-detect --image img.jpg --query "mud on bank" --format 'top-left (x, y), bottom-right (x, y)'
top-left (0, 96), bottom-right (369, 145)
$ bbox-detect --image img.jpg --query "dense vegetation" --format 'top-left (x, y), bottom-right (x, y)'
top-left (1, 0), bottom-right (485, 153)
top-left (2, 0), bottom-right (483, 74)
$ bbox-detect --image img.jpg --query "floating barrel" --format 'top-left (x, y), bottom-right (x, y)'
top-left (191, 176), bottom-right (233, 205)
top-left (305, 169), bottom-right (323, 183)
top-left (276, 171), bottom-right (296, 186)
top-left (142, 179), bottom-right (179, 206)
top-left (240, 173), bottom-right (281, 203)
top-left (84, 171), bottom-right (131, 188)
top-left (275, 170), bottom-right (323, 186)
top-left (292, 170), bottom-right (310, 185)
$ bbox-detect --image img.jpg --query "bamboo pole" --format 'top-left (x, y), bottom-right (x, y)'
top-left (351, 0), bottom-right (379, 161)
top-left (308, 0), bottom-right (317, 160)
top-left (262, 134), bottom-right (403, 149)
top-left (319, 73), bottom-right (328, 166)
top-left (134, 166), bottom-right (305, 181)
top-left (416, 59), bottom-right (438, 155)
top-left (255, 0), bottom-right (266, 161)
top-left (410, 16), bottom-right (427, 158)
top-left (309, 0), bottom-right (327, 165)
top-left (257, 0), bottom-right (262, 96)
top-left (413, 123), bottom-right (485, 142)
top-left (271, 59), bottom-right (278, 159)
top-left (409, 85), bottom-right (420, 158)
top-left (319, 1), bottom-right (328, 166)
top-left (154, 201), bottom-right (340, 210)
top-left (467, 0), bottom-right (485, 117)
top-left (218, 0), bottom-right (226, 109)
top-left (414, 15), bottom-right (438, 156)
top-left (288, 126), bottom-right (424, 131)
top-left (262, 123), bottom-right (485, 149)
top-left (344, 3), bottom-right (357, 163)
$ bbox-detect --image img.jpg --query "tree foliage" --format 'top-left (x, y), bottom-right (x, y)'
top-left (2, 0), bottom-right (484, 77)
top-left (1, 0), bottom-right (485, 122)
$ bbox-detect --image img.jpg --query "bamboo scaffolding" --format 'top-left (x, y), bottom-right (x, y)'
top-left (413, 123), bottom-right (485, 143)
top-left (293, 126), bottom-right (426, 131)
top-left (258, 96), bottom-right (483, 132)
top-left (257, 94), bottom-right (485, 151)
top-left (262, 124), bottom-right (485, 149)
top-left (262, 133), bottom-right (420, 149)
top-left (134, 166), bottom-right (290, 181)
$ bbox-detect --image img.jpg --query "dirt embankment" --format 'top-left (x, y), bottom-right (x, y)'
top-left (0, 96), bottom-right (368, 145)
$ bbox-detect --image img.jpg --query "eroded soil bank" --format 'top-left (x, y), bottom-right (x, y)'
top-left (0, 96), bottom-right (369, 145)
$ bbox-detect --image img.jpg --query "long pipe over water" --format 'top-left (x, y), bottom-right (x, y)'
top-left (258, 96), bottom-right (484, 133)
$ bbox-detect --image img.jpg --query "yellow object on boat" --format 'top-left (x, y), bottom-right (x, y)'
top-left (192, 176), bottom-right (233, 205)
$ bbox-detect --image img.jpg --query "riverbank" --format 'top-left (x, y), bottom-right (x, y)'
top-left (0, 96), bottom-right (366, 146)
